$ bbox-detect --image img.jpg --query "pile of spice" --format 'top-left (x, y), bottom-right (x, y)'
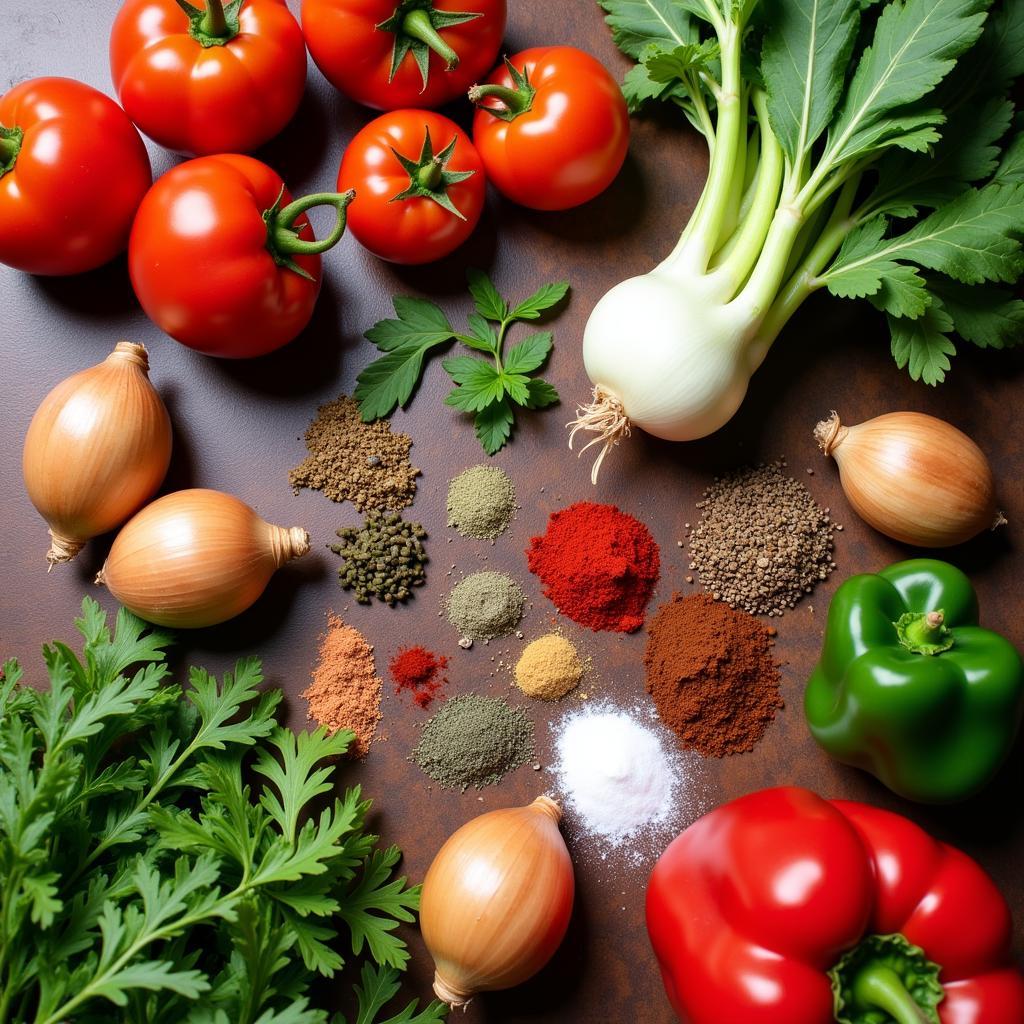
top-left (688, 460), bottom-right (837, 615)
top-left (552, 704), bottom-right (679, 847)
top-left (289, 394), bottom-right (419, 512)
top-left (446, 464), bottom-right (517, 540)
top-left (644, 593), bottom-right (782, 757)
top-left (302, 613), bottom-right (382, 758)
top-left (331, 512), bottom-right (427, 604)
top-left (527, 501), bottom-right (659, 632)
top-left (412, 694), bottom-right (534, 789)
top-left (515, 634), bottom-right (583, 701)
top-left (389, 645), bottom-right (447, 708)
top-left (446, 570), bottom-right (525, 641)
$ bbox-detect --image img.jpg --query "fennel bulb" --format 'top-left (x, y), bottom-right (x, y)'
top-left (572, 0), bottom-right (1024, 480)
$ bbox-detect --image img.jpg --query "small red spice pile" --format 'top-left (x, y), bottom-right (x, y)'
top-left (389, 645), bottom-right (448, 708)
top-left (526, 501), bottom-right (660, 632)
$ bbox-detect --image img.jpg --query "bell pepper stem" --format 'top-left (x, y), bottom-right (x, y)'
top-left (466, 80), bottom-right (524, 114)
top-left (269, 190), bottom-right (356, 257)
top-left (895, 610), bottom-right (954, 655)
top-left (201, 0), bottom-right (229, 36)
top-left (403, 8), bottom-right (459, 68)
top-left (852, 964), bottom-right (931, 1024)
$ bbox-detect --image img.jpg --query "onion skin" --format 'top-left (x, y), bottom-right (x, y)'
top-left (97, 489), bottom-right (309, 628)
top-left (420, 795), bottom-right (574, 1007)
top-left (816, 411), bottom-right (1004, 548)
top-left (22, 341), bottom-right (171, 566)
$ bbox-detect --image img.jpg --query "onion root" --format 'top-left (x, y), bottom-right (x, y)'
top-left (568, 386), bottom-right (631, 484)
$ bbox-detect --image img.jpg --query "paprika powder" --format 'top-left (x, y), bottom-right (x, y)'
top-left (390, 645), bottom-right (448, 708)
top-left (526, 501), bottom-right (659, 632)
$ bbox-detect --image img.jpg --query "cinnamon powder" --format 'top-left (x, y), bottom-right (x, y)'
top-left (643, 593), bottom-right (782, 757)
top-left (302, 613), bottom-right (382, 758)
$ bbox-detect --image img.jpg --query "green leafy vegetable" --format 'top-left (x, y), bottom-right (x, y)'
top-left (0, 599), bottom-right (445, 1024)
top-left (355, 271), bottom-right (568, 454)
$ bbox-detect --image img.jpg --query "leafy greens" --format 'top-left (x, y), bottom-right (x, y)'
top-left (355, 271), bottom-right (568, 454)
top-left (0, 599), bottom-right (446, 1024)
top-left (599, 0), bottom-right (1024, 383)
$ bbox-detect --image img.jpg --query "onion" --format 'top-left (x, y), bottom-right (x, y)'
top-left (96, 489), bottom-right (309, 628)
top-left (420, 795), bottom-right (574, 1007)
top-left (22, 341), bottom-right (172, 567)
top-left (815, 410), bottom-right (1004, 548)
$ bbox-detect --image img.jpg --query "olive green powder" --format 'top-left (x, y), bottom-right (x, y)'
top-left (412, 694), bottom-right (535, 789)
top-left (331, 512), bottom-right (427, 605)
top-left (446, 464), bottom-right (517, 540)
top-left (446, 571), bottom-right (525, 640)
top-left (289, 395), bottom-right (420, 512)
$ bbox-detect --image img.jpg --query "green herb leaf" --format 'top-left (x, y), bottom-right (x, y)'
top-left (761, 0), bottom-right (861, 164)
top-left (509, 281), bottom-right (570, 320)
top-left (442, 358), bottom-right (505, 412)
top-left (996, 129), bottom-right (1024, 184)
top-left (645, 39), bottom-right (720, 83)
top-left (474, 399), bottom-right (515, 455)
top-left (466, 269), bottom-right (508, 322)
top-left (503, 332), bottom-right (553, 375)
top-left (351, 962), bottom-right (447, 1024)
top-left (622, 54), bottom-right (682, 110)
top-left (499, 373), bottom-right (533, 406)
top-left (524, 379), bottom-right (560, 409)
top-left (597, 0), bottom-right (697, 59)
top-left (364, 297), bottom-right (454, 352)
top-left (889, 300), bottom-right (957, 384)
top-left (356, 339), bottom-right (449, 422)
top-left (825, 0), bottom-right (989, 166)
top-left (930, 278), bottom-right (1024, 349)
top-left (463, 313), bottom-right (499, 353)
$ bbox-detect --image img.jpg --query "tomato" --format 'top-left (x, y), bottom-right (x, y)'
top-left (0, 78), bottom-right (151, 276)
top-left (471, 47), bottom-right (630, 211)
top-left (301, 0), bottom-right (505, 111)
top-left (129, 154), bottom-right (353, 358)
top-left (110, 0), bottom-right (306, 156)
top-left (339, 110), bottom-right (485, 265)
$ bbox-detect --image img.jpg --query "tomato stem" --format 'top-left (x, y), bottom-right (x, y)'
top-left (403, 9), bottom-right (459, 69)
top-left (469, 82), bottom-right (527, 112)
top-left (0, 126), bottom-right (21, 176)
top-left (417, 157), bottom-right (444, 191)
top-left (469, 59), bottom-right (536, 123)
top-left (201, 0), bottom-right (229, 37)
top-left (265, 190), bottom-right (355, 278)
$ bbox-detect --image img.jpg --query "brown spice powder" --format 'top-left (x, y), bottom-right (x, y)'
top-left (643, 593), bottom-right (782, 757)
top-left (302, 613), bottom-right (382, 758)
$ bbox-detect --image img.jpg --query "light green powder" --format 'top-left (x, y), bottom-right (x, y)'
top-left (446, 570), bottom-right (525, 640)
top-left (446, 464), bottom-right (517, 540)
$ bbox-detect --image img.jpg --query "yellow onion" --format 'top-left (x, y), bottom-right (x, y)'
top-left (23, 341), bottom-right (172, 567)
top-left (420, 795), bottom-right (574, 1008)
top-left (815, 410), bottom-right (1004, 547)
top-left (96, 489), bottom-right (309, 628)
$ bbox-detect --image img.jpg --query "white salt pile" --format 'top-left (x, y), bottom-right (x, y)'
top-left (551, 704), bottom-right (682, 850)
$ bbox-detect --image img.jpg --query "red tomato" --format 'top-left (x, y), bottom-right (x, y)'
top-left (110, 0), bottom-right (306, 156)
top-left (0, 78), bottom-right (151, 276)
top-left (301, 0), bottom-right (505, 110)
top-left (129, 154), bottom-right (353, 358)
top-left (339, 111), bottom-right (485, 265)
top-left (471, 47), bottom-right (630, 211)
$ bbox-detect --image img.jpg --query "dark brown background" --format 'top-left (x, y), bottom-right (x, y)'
top-left (1, 2), bottom-right (1022, 1021)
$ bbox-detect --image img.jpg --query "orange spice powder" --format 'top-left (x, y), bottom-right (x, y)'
top-left (302, 613), bottom-right (382, 758)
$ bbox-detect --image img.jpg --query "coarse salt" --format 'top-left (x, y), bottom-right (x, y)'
top-left (552, 704), bottom-right (680, 849)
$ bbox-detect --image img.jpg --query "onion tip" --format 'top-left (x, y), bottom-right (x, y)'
top-left (432, 972), bottom-right (474, 1009)
top-left (46, 532), bottom-right (86, 569)
top-left (813, 411), bottom-right (845, 456)
top-left (531, 794), bottom-right (563, 823)
top-left (993, 510), bottom-right (1008, 530)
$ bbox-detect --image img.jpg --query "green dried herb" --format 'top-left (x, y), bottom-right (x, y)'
top-left (332, 512), bottom-right (428, 605)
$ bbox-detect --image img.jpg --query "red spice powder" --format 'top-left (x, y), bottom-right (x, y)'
top-left (389, 646), bottom-right (448, 708)
top-left (526, 501), bottom-right (660, 632)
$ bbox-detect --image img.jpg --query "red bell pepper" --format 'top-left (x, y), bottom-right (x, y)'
top-left (647, 787), bottom-right (1024, 1024)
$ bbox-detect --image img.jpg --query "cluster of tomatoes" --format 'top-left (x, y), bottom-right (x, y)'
top-left (0, 0), bottom-right (630, 358)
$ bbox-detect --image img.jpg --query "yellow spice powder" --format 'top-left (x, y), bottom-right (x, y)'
top-left (515, 634), bottom-right (583, 700)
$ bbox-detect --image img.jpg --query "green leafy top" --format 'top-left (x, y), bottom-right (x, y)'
top-left (602, 0), bottom-right (1024, 385)
top-left (355, 270), bottom-right (568, 455)
top-left (0, 598), bottom-right (444, 1024)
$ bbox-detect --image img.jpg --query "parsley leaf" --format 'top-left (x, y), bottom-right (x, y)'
top-left (474, 399), bottom-right (515, 455)
top-left (510, 281), bottom-right (570, 321)
top-left (466, 269), bottom-right (508, 322)
top-left (889, 301), bottom-right (957, 384)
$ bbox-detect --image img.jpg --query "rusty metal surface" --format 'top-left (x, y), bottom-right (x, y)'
top-left (1, 2), bottom-right (1022, 1021)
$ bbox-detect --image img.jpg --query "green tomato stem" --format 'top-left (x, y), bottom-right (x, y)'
top-left (268, 190), bottom-right (355, 257)
top-left (201, 0), bottom-right (229, 36)
top-left (417, 157), bottom-right (444, 192)
top-left (852, 964), bottom-right (933, 1024)
top-left (469, 82), bottom-right (532, 118)
top-left (403, 8), bottom-right (459, 69)
top-left (0, 126), bottom-right (22, 177)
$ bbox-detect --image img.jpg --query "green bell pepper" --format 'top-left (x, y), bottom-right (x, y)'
top-left (805, 558), bottom-right (1024, 803)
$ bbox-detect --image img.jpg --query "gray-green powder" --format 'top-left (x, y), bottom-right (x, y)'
top-left (446, 571), bottom-right (525, 640)
top-left (412, 695), bottom-right (534, 789)
top-left (446, 465), bottom-right (516, 540)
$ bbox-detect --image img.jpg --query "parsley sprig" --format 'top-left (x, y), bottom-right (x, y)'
top-left (355, 270), bottom-right (569, 454)
top-left (0, 599), bottom-right (446, 1024)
